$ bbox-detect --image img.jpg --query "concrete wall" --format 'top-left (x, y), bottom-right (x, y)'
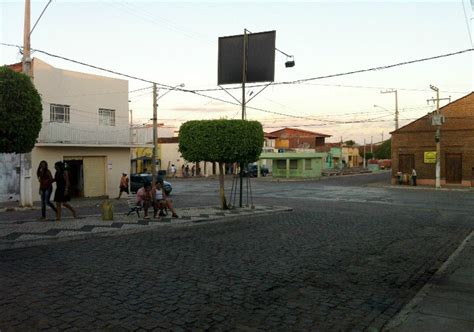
top-left (33, 58), bottom-right (130, 145)
top-left (31, 146), bottom-right (129, 200)
top-left (0, 154), bottom-right (20, 202)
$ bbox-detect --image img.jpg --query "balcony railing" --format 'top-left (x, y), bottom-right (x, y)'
top-left (37, 122), bottom-right (135, 145)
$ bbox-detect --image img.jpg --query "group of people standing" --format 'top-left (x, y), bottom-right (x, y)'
top-left (181, 164), bottom-right (200, 177)
top-left (37, 160), bottom-right (77, 221)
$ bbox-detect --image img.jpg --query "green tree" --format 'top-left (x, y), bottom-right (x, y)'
top-left (0, 66), bottom-right (42, 153)
top-left (374, 139), bottom-right (391, 159)
top-left (361, 152), bottom-right (374, 160)
top-left (179, 119), bottom-right (264, 209)
top-left (344, 140), bottom-right (356, 147)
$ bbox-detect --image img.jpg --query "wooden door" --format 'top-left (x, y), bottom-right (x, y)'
top-left (445, 153), bottom-right (462, 184)
top-left (398, 154), bottom-right (414, 174)
top-left (471, 168), bottom-right (474, 187)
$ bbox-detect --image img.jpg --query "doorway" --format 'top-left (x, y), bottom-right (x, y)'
top-left (445, 153), bottom-right (462, 184)
top-left (64, 159), bottom-right (84, 198)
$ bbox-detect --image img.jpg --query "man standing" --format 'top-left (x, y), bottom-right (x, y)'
top-left (411, 168), bottom-right (417, 186)
top-left (117, 172), bottom-right (129, 199)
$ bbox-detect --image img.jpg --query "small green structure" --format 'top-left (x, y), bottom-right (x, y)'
top-left (259, 151), bottom-right (326, 179)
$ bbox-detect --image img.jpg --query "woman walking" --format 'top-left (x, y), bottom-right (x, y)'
top-left (53, 161), bottom-right (77, 221)
top-left (37, 160), bottom-right (57, 220)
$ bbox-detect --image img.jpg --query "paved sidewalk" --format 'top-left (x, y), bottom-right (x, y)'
top-left (384, 231), bottom-right (474, 331)
top-left (0, 205), bottom-right (292, 250)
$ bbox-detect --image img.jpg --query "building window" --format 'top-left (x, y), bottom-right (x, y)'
top-left (99, 108), bottom-right (115, 126)
top-left (290, 160), bottom-right (298, 169)
top-left (50, 104), bottom-right (70, 123)
top-left (305, 159), bottom-right (312, 170)
top-left (277, 160), bottom-right (286, 169)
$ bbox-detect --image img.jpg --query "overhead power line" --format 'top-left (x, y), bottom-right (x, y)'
top-left (2, 42), bottom-right (472, 122)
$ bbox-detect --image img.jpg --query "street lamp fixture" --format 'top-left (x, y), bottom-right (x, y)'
top-left (373, 104), bottom-right (390, 112)
top-left (285, 55), bottom-right (295, 68)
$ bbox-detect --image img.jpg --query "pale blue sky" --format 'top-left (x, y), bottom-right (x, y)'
top-left (1, 0), bottom-right (473, 143)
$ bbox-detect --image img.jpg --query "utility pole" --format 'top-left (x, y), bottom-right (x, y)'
top-left (152, 83), bottom-right (158, 186)
top-left (20, 0), bottom-right (33, 207)
top-left (239, 29), bottom-right (249, 207)
top-left (129, 109), bottom-right (133, 174)
top-left (363, 139), bottom-right (366, 168)
top-left (381, 89), bottom-right (399, 130)
top-left (427, 85), bottom-right (450, 189)
top-left (381, 132), bottom-right (384, 143)
top-left (370, 136), bottom-right (373, 154)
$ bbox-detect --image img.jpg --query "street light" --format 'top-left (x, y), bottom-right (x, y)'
top-left (151, 83), bottom-right (185, 186)
top-left (373, 104), bottom-right (390, 112)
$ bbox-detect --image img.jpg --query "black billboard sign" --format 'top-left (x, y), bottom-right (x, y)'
top-left (218, 30), bottom-right (276, 85)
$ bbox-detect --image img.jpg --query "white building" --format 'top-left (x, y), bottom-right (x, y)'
top-left (2, 58), bottom-right (136, 200)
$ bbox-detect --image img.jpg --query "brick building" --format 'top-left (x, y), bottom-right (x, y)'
top-left (269, 128), bottom-right (331, 149)
top-left (391, 92), bottom-right (474, 186)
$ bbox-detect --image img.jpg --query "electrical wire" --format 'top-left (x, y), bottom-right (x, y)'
top-left (2, 42), bottom-right (472, 123)
top-left (461, 0), bottom-right (474, 47)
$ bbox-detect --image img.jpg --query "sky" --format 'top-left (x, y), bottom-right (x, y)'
top-left (1, 0), bottom-right (473, 144)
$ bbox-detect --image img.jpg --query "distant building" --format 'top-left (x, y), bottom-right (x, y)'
top-left (391, 92), bottom-right (474, 186)
top-left (269, 128), bottom-right (331, 150)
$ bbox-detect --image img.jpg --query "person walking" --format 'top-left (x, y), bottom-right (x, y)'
top-left (37, 160), bottom-right (57, 220)
top-left (116, 172), bottom-right (129, 199)
top-left (53, 161), bottom-right (77, 221)
top-left (170, 164), bottom-right (177, 178)
top-left (412, 168), bottom-right (417, 186)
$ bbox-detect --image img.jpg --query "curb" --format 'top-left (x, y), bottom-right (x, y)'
top-left (383, 230), bottom-right (474, 331)
top-left (0, 206), bottom-right (293, 251)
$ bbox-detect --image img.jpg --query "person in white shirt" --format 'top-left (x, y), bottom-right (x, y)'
top-left (152, 178), bottom-right (178, 218)
top-left (411, 168), bottom-right (417, 186)
top-left (170, 164), bottom-right (177, 178)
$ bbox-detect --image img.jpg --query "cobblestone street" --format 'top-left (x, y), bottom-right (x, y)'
top-left (1, 173), bottom-right (473, 330)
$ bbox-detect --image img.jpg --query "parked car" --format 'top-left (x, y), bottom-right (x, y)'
top-left (243, 164), bottom-right (269, 177)
top-left (130, 173), bottom-right (172, 195)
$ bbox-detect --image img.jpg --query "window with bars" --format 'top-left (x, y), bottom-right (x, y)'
top-left (50, 104), bottom-right (70, 123)
top-left (99, 108), bottom-right (115, 126)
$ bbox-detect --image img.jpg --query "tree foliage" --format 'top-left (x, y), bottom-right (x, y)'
top-left (344, 140), bottom-right (356, 147)
top-left (374, 139), bottom-right (391, 159)
top-left (179, 119), bottom-right (264, 209)
top-left (0, 66), bottom-right (42, 153)
top-left (179, 119), bottom-right (264, 163)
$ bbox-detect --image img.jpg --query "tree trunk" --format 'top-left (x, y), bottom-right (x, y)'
top-left (218, 162), bottom-right (228, 209)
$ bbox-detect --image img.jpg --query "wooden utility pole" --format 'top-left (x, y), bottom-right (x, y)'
top-left (20, 0), bottom-right (33, 207)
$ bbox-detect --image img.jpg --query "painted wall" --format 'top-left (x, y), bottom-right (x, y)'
top-left (0, 153), bottom-right (20, 202)
top-left (33, 58), bottom-right (130, 145)
top-left (31, 146), bottom-right (129, 200)
top-left (260, 152), bottom-right (325, 178)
